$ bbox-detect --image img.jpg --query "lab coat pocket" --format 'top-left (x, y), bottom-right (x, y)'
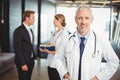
top-left (91, 50), bottom-right (103, 69)
top-left (65, 51), bottom-right (72, 64)
top-left (89, 50), bottom-right (103, 75)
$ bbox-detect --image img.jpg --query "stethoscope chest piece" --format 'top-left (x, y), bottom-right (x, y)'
top-left (92, 51), bottom-right (100, 58)
top-left (92, 53), bottom-right (95, 58)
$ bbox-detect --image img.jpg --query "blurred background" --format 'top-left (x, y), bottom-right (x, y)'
top-left (0, 0), bottom-right (120, 58)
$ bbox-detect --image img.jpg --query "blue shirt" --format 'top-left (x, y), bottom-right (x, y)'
top-left (77, 31), bottom-right (90, 46)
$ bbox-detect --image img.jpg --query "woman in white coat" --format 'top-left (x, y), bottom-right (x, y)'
top-left (54, 6), bottom-right (119, 80)
top-left (40, 14), bottom-right (69, 80)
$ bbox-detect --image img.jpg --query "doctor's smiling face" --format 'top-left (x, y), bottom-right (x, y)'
top-left (75, 6), bottom-right (94, 36)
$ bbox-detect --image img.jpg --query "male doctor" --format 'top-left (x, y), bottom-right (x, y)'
top-left (54, 6), bottom-right (119, 80)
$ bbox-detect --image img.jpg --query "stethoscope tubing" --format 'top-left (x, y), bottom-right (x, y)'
top-left (92, 31), bottom-right (96, 57)
top-left (69, 31), bottom-right (97, 57)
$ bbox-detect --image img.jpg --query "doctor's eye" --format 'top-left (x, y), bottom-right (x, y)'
top-left (78, 17), bottom-right (82, 20)
top-left (85, 17), bottom-right (90, 20)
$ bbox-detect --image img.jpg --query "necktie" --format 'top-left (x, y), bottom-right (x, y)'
top-left (30, 29), bottom-right (34, 44)
top-left (78, 37), bottom-right (85, 80)
top-left (29, 29), bottom-right (34, 58)
top-left (28, 28), bottom-right (34, 44)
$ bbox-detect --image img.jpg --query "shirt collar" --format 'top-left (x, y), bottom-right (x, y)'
top-left (77, 31), bottom-right (90, 40)
top-left (23, 22), bottom-right (31, 30)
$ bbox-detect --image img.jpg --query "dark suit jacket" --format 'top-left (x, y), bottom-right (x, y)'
top-left (13, 24), bottom-right (36, 67)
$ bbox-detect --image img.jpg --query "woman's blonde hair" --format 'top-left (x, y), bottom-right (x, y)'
top-left (55, 14), bottom-right (66, 27)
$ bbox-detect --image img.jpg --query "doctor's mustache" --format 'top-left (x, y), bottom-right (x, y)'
top-left (76, 23), bottom-right (86, 29)
top-left (80, 23), bottom-right (86, 26)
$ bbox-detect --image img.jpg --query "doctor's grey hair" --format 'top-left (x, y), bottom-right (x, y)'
top-left (75, 6), bottom-right (93, 17)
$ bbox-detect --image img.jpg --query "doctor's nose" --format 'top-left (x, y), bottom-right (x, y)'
top-left (81, 18), bottom-right (86, 24)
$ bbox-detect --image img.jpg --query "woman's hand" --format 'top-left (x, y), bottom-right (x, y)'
top-left (90, 76), bottom-right (98, 80)
top-left (39, 47), bottom-right (56, 54)
top-left (39, 48), bottom-right (45, 52)
top-left (39, 48), bottom-right (50, 54)
top-left (43, 48), bottom-right (50, 53)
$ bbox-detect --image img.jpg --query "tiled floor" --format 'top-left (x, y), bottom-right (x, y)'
top-left (0, 58), bottom-right (49, 80)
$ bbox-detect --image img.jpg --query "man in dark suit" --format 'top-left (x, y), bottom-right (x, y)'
top-left (13, 10), bottom-right (36, 80)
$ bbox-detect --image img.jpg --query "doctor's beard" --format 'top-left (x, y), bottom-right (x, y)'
top-left (77, 23), bottom-right (90, 35)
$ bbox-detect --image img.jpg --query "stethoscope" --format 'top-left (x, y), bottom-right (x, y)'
top-left (69, 31), bottom-right (97, 58)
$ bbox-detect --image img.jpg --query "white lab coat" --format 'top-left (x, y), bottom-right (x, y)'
top-left (47, 28), bottom-right (70, 68)
top-left (54, 30), bottom-right (119, 80)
